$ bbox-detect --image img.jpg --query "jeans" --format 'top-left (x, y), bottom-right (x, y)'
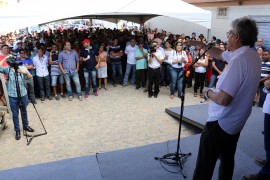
top-left (259, 83), bottom-right (267, 108)
top-left (160, 63), bottom-right (171, 86)
top-left (136, 69), bottom-right (146, 88)
top-left (25, 78), bottom-right (35, 101)
top-left (111, 63), bottom-right (123, 84)
top-left (51, 75), bottom-right (64, 86)
top-left (194, 72), bottom-right (206, 94)
top-left (259, 113), bottom-right (270, 179)
top-left (148, 67), bottom-right (160, 95)
top-left (64, 72), bottom-right (82, 96)
top-left (208, 74), bottom-right (218, 88)
top-left (84, 68), bottom-right (97, 94)
top-left (9, 95), bottom-right (29, 132)
top-left (37, 75), bottom-right (51, 97)
top-left (170, 67), bottom-right (183, 97)
top-left (193, 121), bottom-right (240, 180)
top-left (123, 63), bottom-right (136, 85)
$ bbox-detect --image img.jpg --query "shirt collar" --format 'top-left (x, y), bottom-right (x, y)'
top-left (230, 46), bottom-right (250, 60)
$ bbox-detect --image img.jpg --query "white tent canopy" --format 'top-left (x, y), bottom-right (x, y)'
top-left (0, 0), bottom-right (211, 33)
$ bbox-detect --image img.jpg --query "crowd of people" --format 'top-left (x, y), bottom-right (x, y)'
top-left (0, 18), bottom-right (269, 179)
top-left (0, 27), bottom-right (235, 102)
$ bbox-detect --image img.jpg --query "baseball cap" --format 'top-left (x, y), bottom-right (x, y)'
top-left (82, 39), bottom-right (90, 44)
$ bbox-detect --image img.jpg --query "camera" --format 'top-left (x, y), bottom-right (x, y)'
top-left (7, 53), bottom-right (22, 69)
top-left (148, 45), bottom-right (156, 53)
top-left (51, 50), bottom-right (58, 54)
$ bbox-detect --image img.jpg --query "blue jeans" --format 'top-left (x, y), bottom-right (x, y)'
top-left (259, 113), bottom-right (270, 179)
top-left (208, 74), bottom-right (218, 88)
top-left (37, 75), bottom-right (51, 97)
top-left (123, 63), bottom-right (136, 85)
top-left (111, 63), bottom-right (123, 84)
top-left (83, 68), bottom-right (97, 94)
top-left (9, 95), bottom-right (29, 132)
top-left (170, 67), bottom-right (183, 97)
top-left (64, 72), bottom-right (82, 96)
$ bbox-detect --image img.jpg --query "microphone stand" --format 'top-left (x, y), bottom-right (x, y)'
top-left (155, 45), bottom-right (212, 178)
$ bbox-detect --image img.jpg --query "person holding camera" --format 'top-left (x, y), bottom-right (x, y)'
top-left (0, 56), bottom-right (34, 140)
top-left (169, 42), bottom-right (187, 99)
top-left (49, 44), bottom-right (65, 100)
top-left (147, 41), bottom-right (164, 98)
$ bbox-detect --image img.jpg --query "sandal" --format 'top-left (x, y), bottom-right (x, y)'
top-left (194, 93), bottom-right (197, 97)
top-left (104, 87), bottom-right (108, 91)
top-left (200, 93), bottom-right (204, 98)
top-left (98, 87), bottom-right (102, 90)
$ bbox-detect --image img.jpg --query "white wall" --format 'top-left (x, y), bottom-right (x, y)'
top-left (145, 4), bottom-right (270, 42)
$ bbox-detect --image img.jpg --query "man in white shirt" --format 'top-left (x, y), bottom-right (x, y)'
top-left (147, 41), bottom-right (164, 98)
top-left (191, 17), bottom-right (261, 180)
top-left (123, 37), bottom-right (138, 86)
top-left (33, 47), bottom-right (52, 101)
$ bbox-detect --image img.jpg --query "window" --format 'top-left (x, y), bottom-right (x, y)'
top-left (217, 7), bottom-right (229, 19)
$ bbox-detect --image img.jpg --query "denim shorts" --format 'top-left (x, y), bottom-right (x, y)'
top-left (51, 75), bottom-right (64, 86)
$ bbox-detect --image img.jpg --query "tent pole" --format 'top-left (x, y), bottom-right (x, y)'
top-left (207, 29), bottom-right (211, 43)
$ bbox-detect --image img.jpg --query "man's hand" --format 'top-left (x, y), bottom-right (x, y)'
top-left (17, 69), bottom-right (28, 75)
top-left (264, 79), bottom-right (270, 91)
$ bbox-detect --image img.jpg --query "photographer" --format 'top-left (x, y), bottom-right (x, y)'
top-left (147, 41), bottom-right (164, 98)
top-left (0, 56), bottom-right (34, 140)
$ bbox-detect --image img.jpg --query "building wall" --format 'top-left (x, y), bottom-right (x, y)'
top-left (0, 0), bottom-right (7, 8)
top-left (145, 4), bottom-right (270, 42)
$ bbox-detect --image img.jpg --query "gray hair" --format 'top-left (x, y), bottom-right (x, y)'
top-left (231, 17), bottom-right (258, 47)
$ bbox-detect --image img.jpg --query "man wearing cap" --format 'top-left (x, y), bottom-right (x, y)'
top-left (58, 41), bottom-right (82, 101)
top-left (80, 39), bottom-right (98, 98)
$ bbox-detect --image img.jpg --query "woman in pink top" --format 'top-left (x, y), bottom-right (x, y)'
top-left (96, 45), bottom-right (108, 90)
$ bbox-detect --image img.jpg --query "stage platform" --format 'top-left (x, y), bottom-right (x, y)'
top-left (0, 104), bottom-right (263, 180)
top-left (166, 104), bottom-right (265, 159)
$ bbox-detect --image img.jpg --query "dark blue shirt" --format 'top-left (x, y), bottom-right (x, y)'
top-left (108, 45), bottom-right (122, 64)
top-left (80, 47), bottom-right (98, 70)
top-left (17, 58), bottom-right (33, 74)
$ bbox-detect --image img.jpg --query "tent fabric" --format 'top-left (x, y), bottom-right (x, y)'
top-left (0, 0), bottom-right (211, 33)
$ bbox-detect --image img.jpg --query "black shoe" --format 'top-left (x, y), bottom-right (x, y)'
top-left (41, 97), bottom-right (45, 101)
top-left (148, 94), bottom-right (152, 98)
top-left (31, 100), bottom-right (37, 104)
top-left (136, 86), bottom-right (140, 90)
top-left (15, 131), bottom-right (20, 140)
top-left (60, 93), bottom-right (66, 98)
top-left (154, 94), bottom-right (158, 98)
top-left (48, 96), bottom-right (52, 100)
top-left (23, 126), bottom-right (35, 132)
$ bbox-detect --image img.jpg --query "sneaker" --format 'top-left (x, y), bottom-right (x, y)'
top-left (48, 96), bottom-right (52, 100)
top-left (60, 93), bottom-right (66, 98)
top-left (79, 96), bottom-right (83, 101)
top-left (94, 92), bottom-right (98, 96)
top-left (69, 96), bottom-right (73, 101)
top-left (84, 94), bottom-right (89, 99)
top-left (55, 95), bottom-right (60, 101)
top-left (253, 157), bottom-right (265, 167)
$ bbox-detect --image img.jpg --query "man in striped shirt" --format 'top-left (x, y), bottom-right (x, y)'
top-left (258, 51), bottom-right (270, 107)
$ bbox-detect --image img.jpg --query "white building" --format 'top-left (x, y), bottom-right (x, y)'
top-left (145, 0), bottom-right (270, 49)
